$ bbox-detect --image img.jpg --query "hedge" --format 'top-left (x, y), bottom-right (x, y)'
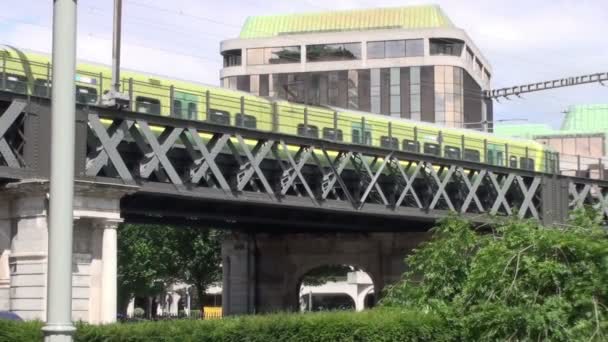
top-left (0, 309), bottom-right (452, 342)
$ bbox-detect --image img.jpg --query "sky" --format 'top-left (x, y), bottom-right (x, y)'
top-left (1, 0), bottom-right (607, 128)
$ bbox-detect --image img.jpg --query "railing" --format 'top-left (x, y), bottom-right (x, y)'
top-left (0, 53), bottom-right (605, 180)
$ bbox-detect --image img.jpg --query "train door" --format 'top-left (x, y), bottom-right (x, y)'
top-left (487, 143), bottom-right (505, 166)
top-left (174, 91), bottom-right (199, 120)
top-left (351, 122), bottom-right (372, 145)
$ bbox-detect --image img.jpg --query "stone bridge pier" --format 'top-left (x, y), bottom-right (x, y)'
top-left (222, 230), bottom-right (430, 315)
top-left (0, 180), bottom-right (135, 323)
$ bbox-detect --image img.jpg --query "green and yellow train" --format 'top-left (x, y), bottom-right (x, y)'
top-left (0, 45), bottom-right (558, 173)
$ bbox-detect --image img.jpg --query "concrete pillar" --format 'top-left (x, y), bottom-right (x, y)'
top-left (100, 220), bottom-right (119, 323)
top-left (222, 233), bottom-right (256, 315)
top-left (0, 180), bottom-right (136, 323)
top-left (0, 198), bottom-right (11, 311)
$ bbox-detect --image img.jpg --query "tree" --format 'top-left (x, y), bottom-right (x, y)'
top-left (382, 210), bottom-right (608, 341)
top-left (117, 224), bottom-right (182, 316)
top-left (172, 229), bottom-right (223, 314)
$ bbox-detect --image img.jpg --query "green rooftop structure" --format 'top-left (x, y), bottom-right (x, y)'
top-left (561, 104), bottom-right (608, 133)
top-left (239, 5), bottom-right (454, 39)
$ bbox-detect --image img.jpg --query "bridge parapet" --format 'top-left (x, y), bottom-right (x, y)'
top-left (1, 92), bottom-right (607, 226)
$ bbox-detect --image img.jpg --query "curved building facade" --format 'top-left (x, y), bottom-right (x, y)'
top-left (220, 5), bottom-right (493, 129)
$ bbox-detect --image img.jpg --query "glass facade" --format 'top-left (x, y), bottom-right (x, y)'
top-left (222, 65), bottom-right (481, 127)
top-left (247, 46), bottom-right (301, 65)
top-left (430, 38), bottom-right (464, 56)
top-left (367, 39), bottom-right (424, 59)
top-left (306, 43), bottom-right (362, 62)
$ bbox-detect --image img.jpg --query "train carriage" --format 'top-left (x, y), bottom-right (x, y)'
top-left (0, 45), bottom-right (558, 174)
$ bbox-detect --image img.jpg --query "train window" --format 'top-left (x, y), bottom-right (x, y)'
top-left (135, 96), bottom-right (161, 115)
top-left (487, 150), bottom-right (495, 165)
top-left (297, 124), bottom-right (319, 138)
top-left (520, 157), bottom-right (535, 170)
top-left (187, 103), bottom-right (197, 120)
top-left (208, 109), bottom-right (231, 125)
top-left (322, 128), bottom-right (343, 141)
top-left (464, 149), bottom-right (480, 162)
top-left (352, 129), bottom-right (372, 145)
top-left (235, 113), bottom-right (257, 129)
top-left (496, 151), bottom-right (504, 166)
top-left (173, 99), bottom-right (183, 117)
top-left (402, 139), bottom-right (419, 153)
top-left (2, 73), bottom-right (27, 94)
top-left (380, 136), bottom-right (399, 149)
top-left (444, 146), bottom-right (461, 159)
top-left (33, 79), bottom-right (51, 97)
top-left (76, 86), bottom-right (98, 105)
top-left (509, 156), bottom-right (518, 168)
top-left (424, 143), bottom-right (440, 156)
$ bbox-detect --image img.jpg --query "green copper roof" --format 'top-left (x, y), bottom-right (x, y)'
top-left (239, 5), bottom-right (454, 39)
top-left (561, 104), bottom-right (608, 133)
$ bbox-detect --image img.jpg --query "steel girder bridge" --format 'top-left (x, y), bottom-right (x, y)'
top-left (0, 90), bottom-right (606, 230)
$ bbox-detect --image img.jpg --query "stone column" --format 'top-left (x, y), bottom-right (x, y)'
top-left (100, 219), bottom-right (119, 323)
top-left (0, 199), bottom-right (11, 311)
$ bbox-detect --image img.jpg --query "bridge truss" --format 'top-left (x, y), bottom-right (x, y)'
top-left (1, 91), bottom-right (607, 228)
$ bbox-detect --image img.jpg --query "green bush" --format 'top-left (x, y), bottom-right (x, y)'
top-left (382, 210), bottom-right (608, 341)
top-left (0, 309), bottom-right (451, 342)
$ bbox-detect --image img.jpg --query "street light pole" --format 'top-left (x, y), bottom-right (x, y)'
top-left (41, 0), bottom-right (77, 341)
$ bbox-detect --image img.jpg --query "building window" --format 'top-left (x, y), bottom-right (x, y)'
top-left (405, 39), bottom-right (424, 57)
top-left (135, 96), bottom-right (161, 115)
top-left (370, 69), bottom-right (381, 114)
top-left (430, 38), bottom-right (464, 56)
top-left (235, 113), bottom-right (257, 129)
top-left (410, 67), bottom-right (421, 121)
top-left (297, 124), bottom-right (319, 138)
top-left (367, 41), bottom-right (385, 59)
top-left (347, 70), bottom-right (359, 110)
top-left (306, 43), bottom-right (361, 62)
top-left (380, 136), bottom-right (399, 149)
top-left (390, 68), bottom-right (400, 117)
top-left (322, 128), bottom-right (343, 141)
top-left (247, 46), bottom-right (301, 65)
top-left (222, 49), bottom-right (242, 67)
top-left (434, 66), bottom-right (463, 127)
top-left (208, 109), bottom-right (231, 125)
top-left (385, 40), bottom-right (405, 58)
top-left (367, 39), bottom-right (423, 59)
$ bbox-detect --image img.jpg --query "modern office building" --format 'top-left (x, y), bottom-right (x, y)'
top-left (220, 5), bottom-right (493, 129)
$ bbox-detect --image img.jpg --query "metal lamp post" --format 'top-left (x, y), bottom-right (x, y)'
top-left (41, 0), bottom-right (77, 341)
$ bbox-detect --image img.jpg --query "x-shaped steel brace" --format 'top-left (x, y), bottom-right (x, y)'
top-left (358, 153), bottom-right (391, 208)
top-left (427, 163), bottom-right (456, 211)
top-left (277, 141), bottom-right (317, 204)
top-left (489, 172), bottom-right (515, 216)
top-left (86, 114), bottom-right (135, 183)
top-left (312, 150), bottom-right (352, 201)
top-left (458, 167), bottom-right (486, 214)
top-left (320, 149), bottom-right (357, 207)
top-left (233, 135), bottom-right (276, 198)
top-left (588, 185), bottom-right (608, 217)
top-left (515, 175), bottom-right (541, 219)
top-left (131, 121), bottom-right (183, 185)
top-left (0, 99), bottom-right (27, 168)
top-left (392, 159), bottom-right (423, 209)
top-left (182, 129), bottom-right (231, 191)
top-left (569, 182), bottom-right (592, 208)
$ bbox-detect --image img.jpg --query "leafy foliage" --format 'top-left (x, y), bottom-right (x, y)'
top-left (0, 309), bottom-right (452, 342)
top-left (301, 265), bottom-right (355, 286)
top-left (382, 210), bottom-right (608, 341)
top-left (117, 224), bottom-right (222, 314)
